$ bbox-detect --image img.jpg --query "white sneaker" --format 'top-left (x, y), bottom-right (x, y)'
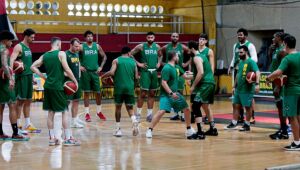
top-left (132, 122), bottom-right (139, 136)
top-left (146, 128), bottom-right (153, 138)
top-left (18, 128), bottom-right (28, 135)
top-left (185, 128), bottom-right (196, 137)
top-left (113, 128), bottom-right (122, 137)
top-left (71, 121), bottom-right (84, 128)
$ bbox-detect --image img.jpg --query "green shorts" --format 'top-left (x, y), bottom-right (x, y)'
top-left (194, 83), bottom-right (215, 104)
top-left (178, 76), bottom-right (185, 91)
top-left (232, 92), bottom-right (254, 107)
top-left (114, 94), bottom-right (135, 105)
top-left (81, 70), bottom-right (101, 92)
top-left (0, 79), bottom-right (16, 104)
top-left (140, 70), bottom-right (159, 90)
top-left (159, 93), bottom-right (188, 113)
top-left (67, 86), bottom-right (82, 101)
top-left (43, 88), bottom-right (68, 112)
top-left (283, 95), bottom-right (300, 117)
top-left (15, 74), bottom-right (33, 100)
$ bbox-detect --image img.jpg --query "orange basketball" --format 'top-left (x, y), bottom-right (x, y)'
top-left (102, 77), bottom-right (114, 86)
top-left (13, 61), bottom-right (24, 74)
top-left (0, 67), bottom-right (13, 79)
top-left (273, 75), bottom-right (287, 87)
top-left (246, 72), bottom-right (256, 83)
top-left (63, 81), bottom-right (78, 95)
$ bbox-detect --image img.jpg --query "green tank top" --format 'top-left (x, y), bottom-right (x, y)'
top-left (166, 43), bottom-right (183, 67)
top-left (43, 50), bottom-right (64, 90)
top-left (114, 57), bottom-right (136, 95)
top-left (234, 41), bottom-right (251, 67)
top-left (141, 43), bottom-right (158, 70)
top-left (199, 47), bottom-right (210, 61)
top-left (80, 42), bottom-right (99, 71)
top-left (66, 50), bottom-right (80, 81)
top-left (18, 43), bottom-right (32, 76)
top-left (192, 53), bottom-right (215, 85)
top-left (269, 44), bottom-right (284, 72)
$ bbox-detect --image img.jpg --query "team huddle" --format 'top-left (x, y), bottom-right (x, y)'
top-left (0, 28), bottom-right (300, 150)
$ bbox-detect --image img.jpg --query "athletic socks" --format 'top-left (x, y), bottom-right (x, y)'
top-left (197, 123), bottom-right (202, 132)
top-left (85, 107), bottom-right (89, 114)
top-left (96, 105), bottom-right (102, 113)
top-left (294, 140), bottom-right (300, 145)
top-left (25, 118), bottom-right (30, 127)
top-left (17, 119), bottom-right (22, 126)
top-left (131, 115), bottom-right (137, 122)
top-left (11, 123), bottom-right (18, 136)
top-left (64, 129), bottom-right (72, 140)
top-left (137, 108), bottom-right (142, 115)
top-left (244, 121), bottom-right (250, 126)
top-left (147, 109), bottom-right (153, 117)
top-left (49, 129), bottom-right (55, 139)
top-left (232, 120), bottom-right (238, 125)
top-left (209, 121), bottom-right (215, 128)
top-left (0, 124), bottom-right (3, 135)
top-left (195, 117), bottom-right (202, 132)
top-left (116, 122), bottom-right (121, 129)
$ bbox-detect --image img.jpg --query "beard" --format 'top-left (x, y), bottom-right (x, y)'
top-left (147, 40), bottom-right (153, 45)
top-left (239, 54), bottom-right (246, 60)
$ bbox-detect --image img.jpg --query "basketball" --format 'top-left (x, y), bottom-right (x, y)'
top-left (63, 81), bottom-right (78, 95)
top-left (102, 77), bottom-right (114, 86)
top-left (13, 61), bottom-right (24, 74)
top-left (0, 67), bottom-right (13, 79)
top-left (273, 75), bottom-right (287, 87)
top-left (246, 72), bottom-right (256, 83)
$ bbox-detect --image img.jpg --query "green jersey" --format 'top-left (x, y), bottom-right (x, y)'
top-left (166, 43), bottom-right (183, 67)
top-left (114, 57), bottom-right (136, 95)
top-left (80, 42), bottom-right (99, 71)
top-left (66, 50), bottom-right (80, 81)
top-left (233, 41), bottom-right (251, 67)
top-left (18, 42), bottom-right (32, 76)
top-left (192, 53), bottom-right (215, 86)
top-left (278, 52), bottom-right (300, 95)
top-left (198, 47), bottom-right (210, 61)
top-left (236, 57), bottom-right (259, 93)
top-left (269, 44), bottom-right (284, 72)
top-left (43, 50), bottom-right (64, 90)
top-left (141, 43), bottom-right (158, 70)
top-left (160, 64), bottom-right (184, 96)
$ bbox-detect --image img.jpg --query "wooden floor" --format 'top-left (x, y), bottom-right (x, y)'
top-left (0, 98), bottom-right (299, 170)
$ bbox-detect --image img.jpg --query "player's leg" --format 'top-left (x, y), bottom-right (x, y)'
top-left (90, 71), bottom-right (106, 121)
top-left (62, 110), bottom-right (80, 146)
top-left (146, 89), bottom-right (156, 122)
top-left (0, 104), bottom-right (10, 140)
top-left (124, 94), bottom-right (138, 136)
top-left (70, 99), bottom-right (84, 128)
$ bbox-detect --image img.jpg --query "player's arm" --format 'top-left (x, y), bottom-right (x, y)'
top-left (190, 57), bottom-right (204, 93)
top-left (267, 69), bottom-right (283, 81)
top-left (161, 79), bottom-right (178, 99)
top-left (31, 55), bottom-right (46, 80)
top-left (182, 44), bottom-right (191, 68)
top-left (1, 48), bottom-right (14, 89)
top-left (208, 49), bottom-right (215, 73)
top-left (159, 45), bottom-right (167, 66)
top-left (156, 44), bottom-right (162, 69)
top-left (79, 44), bottom-right (86, 72)
top-left (59, 51), bottom-right (78, 88)
top-left (10, 44), bottom-right (22, 68)
top-left (130, 44), bottom-right (146, 68)
top-left (249, 43), bottom-right (258, 63)
top-left (255, 70), bottom-right (260, 93)
top-left (97, 44), bottom-right (107, 73)
top-left (102, 59), bottom-right (117, 78)
top-left (228, 44), bottom-right (236, 74)
top-left (135, 64), bottom-right (139, 79)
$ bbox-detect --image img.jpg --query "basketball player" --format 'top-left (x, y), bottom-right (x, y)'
top-left (101, 47), bottom-right (139, 137)
top-left (228, 28), bottom-right (258, 124)
top-left (160, 33), bottom-right (190, 121)
top-left (188, 40), bottom-right (218, 137)
top-left (145, 50), bottom-right (195, 139)
top-left (131, 32), bottom-right (162, 122)
top-left (225, 45), bottom-right (260, 131)
top-left (0, 30), bottom-right (28, 141)
top-left (66, 38), bottom-right (84, 128)
top-left (10, 28), bottom-right (41, 134)
top-left (31, 37), bottom-right (80, 146)
top-left (267, 35), bottom-right (300, 151)
top-left (268, 32), bottom-right (289, 140)
top-left (80, 30), bottom-right (107, 122)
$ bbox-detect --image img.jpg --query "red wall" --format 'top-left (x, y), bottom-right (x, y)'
top-left (15, 33), bottom-right (199, 53)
